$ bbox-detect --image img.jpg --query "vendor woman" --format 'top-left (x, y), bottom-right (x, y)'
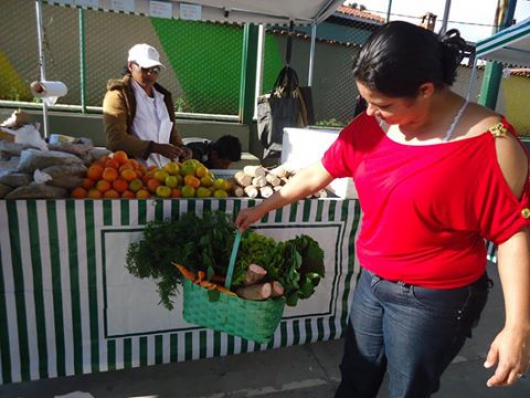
top-left (103, 43), bottom-right (192, 167)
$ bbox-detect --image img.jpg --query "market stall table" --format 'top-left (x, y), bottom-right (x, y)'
top-left (0, 197), bottom-right (361, 385)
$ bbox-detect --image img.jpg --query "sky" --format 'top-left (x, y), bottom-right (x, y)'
top-left (344, 0), bottom-right (530, 43)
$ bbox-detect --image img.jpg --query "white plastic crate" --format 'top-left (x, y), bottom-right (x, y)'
top-left (281, 127), bottom-right (358, 199)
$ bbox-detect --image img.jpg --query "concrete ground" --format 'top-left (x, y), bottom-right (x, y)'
top-left (1, 262), bottom-right (529, 398)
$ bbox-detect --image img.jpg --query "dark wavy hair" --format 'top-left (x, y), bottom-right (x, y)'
top-left (353, 21), bottom-right (467, 98)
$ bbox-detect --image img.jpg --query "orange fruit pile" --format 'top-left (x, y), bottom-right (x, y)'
top-left (70, 151), bottom-right (151, 199)
top-left (70, 153), bottom-right (234, 200)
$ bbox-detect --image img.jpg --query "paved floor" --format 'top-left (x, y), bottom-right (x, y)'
top-left (1, 262), bottom-right (529, 398)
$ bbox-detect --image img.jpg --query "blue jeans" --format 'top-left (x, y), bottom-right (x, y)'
top-left (335, 269), bottom-right (490, 398)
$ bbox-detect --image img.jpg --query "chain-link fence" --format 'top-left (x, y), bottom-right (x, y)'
top-left (1, 0), bottom-right (529, 133)
top-left (1, 0), bottom-right (380, 125)
top-left (0, 0), bottom-right (245, 116)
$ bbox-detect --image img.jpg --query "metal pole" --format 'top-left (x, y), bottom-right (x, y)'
top-left (466, 56), bottom-right (479, 101)
top-left (238, 24), bottom-right (259, 125)
top-left (386, 0), bottom-right (393, 22)
top-left (308, 22), bottom-right (317, 86)
top-left (254, 24), bottom-right (265, 119)
top-left (35, 0), bottom-right (50, 138)
top-left (439, 0), bottom-right (452, 35)
top-left (478, 0), bottom-right (517, 109)
top-left (78, 8), bottom-right (87, 113)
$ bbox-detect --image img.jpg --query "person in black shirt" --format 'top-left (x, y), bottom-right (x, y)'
top-left (184, 135), bottom-right (242, 169)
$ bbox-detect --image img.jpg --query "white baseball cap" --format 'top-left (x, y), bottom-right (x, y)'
top-left (127, 43), bottom-right (165, 69)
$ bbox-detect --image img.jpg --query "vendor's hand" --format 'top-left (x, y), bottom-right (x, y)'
top-left (235, 207), bottom-right (265, 231)
top-left (484, 326), bottom-right (530, 387)
top-left (179, 146), bottom-right (193, 161)
top-left (151, 142), bottom-right (187, 160)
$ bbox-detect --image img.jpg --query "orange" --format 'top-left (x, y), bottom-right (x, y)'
top-left (213, 189), bottom-right (228, 199)
top-left (136, 189), bottom-right (150, 199)
top-left (181, 185), bottom-right (195, 198)
top-left (184, 175), bottom-right (201, 189)
top-left (103, 189), bottom-right (120, 199)
top-left (153, 169), bottom-right (169, 183)
top-left (128, 159), bottom-right (140, 170)
top-left (180, 163), bottom-right (196, 177)
top-left (102, 167), bottom-right (119, 182)
top-left (118, 164), bottom-right (133, 173)
top-left (200, 175), bottom-right (213, 188)
top-left (121, 190), bottom-right (135, 199)
top-left (128, 178), bottom-right (144, 193)
top-left (147, 178), bottom-right (161, 193)
top-left (155, 185), bottom-right (171, 198)
top-left (165, 175), bottom-right (179, 188)
top-left (87, 164), bottom-right (104, 180)
top-left (81, 177), bottom-right (95, 190)
top-left (96, 179), bottom-right (112, 192)
top-left (112, 178), bottom-right (129, 193)
top-left (213, 178), bottom-right (225, 190)
top-left (71, 187), bottom-right (87, 199)
top-left (195, 165), bottom-right (208, 179)
top-left (112, 150), bottom-right (129, 164)
top-left (196, 187), bottom-right (211, 198)
top-left (164, 161), bottom-right (180, 176)
top-left (222, 179), bottom-right (233, 191)
top-left (142, 172), bottom-right (153, 185)
top-left (120, 168), bottom-right (137, 182)
top-left (105, 159), bottom-right (120, 169)
top-left (97, 155), bottom-right (110, 166)
top-left (170, 188), bottom-right (182, 198)
top-left (87, 188), bottom-right (103, 199)
top-left (137, 163), bottom-right (147, 173)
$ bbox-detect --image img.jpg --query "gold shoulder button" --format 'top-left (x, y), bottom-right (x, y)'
top-left (521, 208), bottom-right (530, 219)
top-left (489, 123), bottom-right (509, 138)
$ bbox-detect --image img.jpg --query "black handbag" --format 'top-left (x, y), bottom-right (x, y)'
top-left (257, 22), bottom-right (314, 159)
top-left (257, 66), bottom-right (302, 159)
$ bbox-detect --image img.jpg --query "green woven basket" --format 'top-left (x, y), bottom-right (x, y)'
top-left (182, 231), bottom-right (286, 343)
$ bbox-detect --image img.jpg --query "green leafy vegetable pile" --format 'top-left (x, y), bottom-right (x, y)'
top-left (126, 210), bottom-right (325, 310)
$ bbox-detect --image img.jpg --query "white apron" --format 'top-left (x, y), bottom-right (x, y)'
top-left (130, 81), bottom-right (174, 168)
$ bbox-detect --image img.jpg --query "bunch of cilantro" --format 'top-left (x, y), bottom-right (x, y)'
top-left (126, 210), bottom-right (236, 310)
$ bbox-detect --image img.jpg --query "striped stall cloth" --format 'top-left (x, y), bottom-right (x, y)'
top-left (0, 198), bottom-right (361, 385)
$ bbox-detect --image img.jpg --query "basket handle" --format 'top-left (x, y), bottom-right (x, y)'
top-left (224, 230), bottom-right (242, 290)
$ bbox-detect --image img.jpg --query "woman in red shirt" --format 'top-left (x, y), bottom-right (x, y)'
top-left (236, 21), bottom-right (530, 397)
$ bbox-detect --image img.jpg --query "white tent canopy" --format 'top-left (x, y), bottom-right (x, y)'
top-left (168, 0), bottom-right (346, 24)
top-left (47, 0), bottom-right (345, 25)
top-left (475, 17), bottom-right (530, 67)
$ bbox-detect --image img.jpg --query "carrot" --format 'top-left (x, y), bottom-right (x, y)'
top-left (172, 263), bottom-right (196, 282)
top-left (199, 280), bottom-right (217, 290)
top-left (215, 285), bottom-right (237, 296)
top-left (195, 270), bottom-right (206, 284)
top-left (211, 274), bottom-right (226, 284)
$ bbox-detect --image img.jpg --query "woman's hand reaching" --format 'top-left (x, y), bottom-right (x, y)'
top-left (235, 206), bottom-right (266, 231)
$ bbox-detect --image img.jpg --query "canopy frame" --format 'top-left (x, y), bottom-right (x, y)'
top-left (475, 17), bottom-right (530, 68)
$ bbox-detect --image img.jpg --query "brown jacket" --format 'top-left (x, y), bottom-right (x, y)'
top-left (102, 74), bottom-right (183, 159)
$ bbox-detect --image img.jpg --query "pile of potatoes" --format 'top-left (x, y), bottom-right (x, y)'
top-left (230, 165), bottom-right (329, 199)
